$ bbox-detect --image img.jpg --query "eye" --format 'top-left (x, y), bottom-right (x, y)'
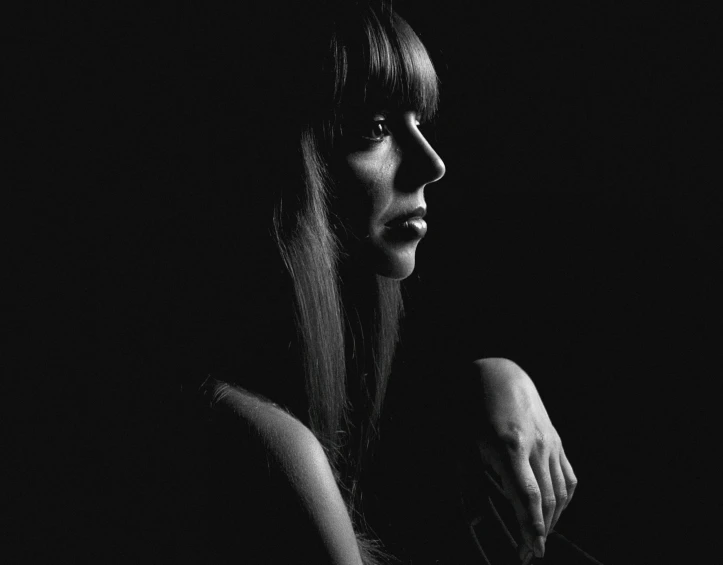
top-left (339, 111), bottom-right (393, 147)
top-left (361, 117), bottom-right (390, 141)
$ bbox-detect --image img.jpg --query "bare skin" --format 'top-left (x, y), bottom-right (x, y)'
top-left (339, 109), bottom-right (445, 279)
top-left (472, 358), bottom-right (577, 560)
top-left (211, 383), bottom-right (365, 565)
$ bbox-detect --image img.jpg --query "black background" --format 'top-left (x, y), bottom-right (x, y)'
top-left (7, 2), bottom-right (720, 563)
top-left (400, 2), bottom-right (720, 564)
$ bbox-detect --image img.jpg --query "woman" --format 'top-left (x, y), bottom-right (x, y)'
top-left (129, 1), bottom-right (581, 563)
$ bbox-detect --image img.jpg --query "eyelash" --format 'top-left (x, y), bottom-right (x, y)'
top-left (361, 117), bottom-right (391, 142)
top-left (342, 114), bottom-right (424, 144)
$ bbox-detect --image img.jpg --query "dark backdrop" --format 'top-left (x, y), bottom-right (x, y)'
top-left (397, 2), bottom-right (720, 564)
top-left (7, 2), bottom-right (720, 564)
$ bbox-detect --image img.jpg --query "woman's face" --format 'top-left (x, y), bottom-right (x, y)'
top-left (336, 109), bottom-right (446, 279)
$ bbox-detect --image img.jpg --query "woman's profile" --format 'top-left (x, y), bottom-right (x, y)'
top-left (96, 2), bottom-right (593, 564)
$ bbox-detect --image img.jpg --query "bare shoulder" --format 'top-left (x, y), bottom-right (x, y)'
top-left (210, 381), bottom-right (317, 454)
top-left (208, 381), bottom-right (364, 565)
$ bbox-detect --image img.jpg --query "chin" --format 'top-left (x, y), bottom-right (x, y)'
top-left (371, 242), bottom-right (419, 280)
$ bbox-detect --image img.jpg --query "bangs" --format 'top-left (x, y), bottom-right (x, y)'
top-left (333, 8), bottom-right (439, 122)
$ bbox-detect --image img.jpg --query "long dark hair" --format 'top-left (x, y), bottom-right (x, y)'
top-left (271, 0), bottom-right (439, 526)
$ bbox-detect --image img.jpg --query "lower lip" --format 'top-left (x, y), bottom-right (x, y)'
top-left (385, 218), bottom-right (428, 240)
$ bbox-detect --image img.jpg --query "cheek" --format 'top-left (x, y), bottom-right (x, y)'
top-left (350, 155), bottom-right (397, 217)
top-left (340, 155), bottom-right (389, 230)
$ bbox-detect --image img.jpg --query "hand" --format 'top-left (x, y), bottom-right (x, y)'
top-left (471, 358), bottom-right (577, 560)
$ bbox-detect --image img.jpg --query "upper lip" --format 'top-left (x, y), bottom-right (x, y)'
top-left (385, 206), bottom-right (427, 226)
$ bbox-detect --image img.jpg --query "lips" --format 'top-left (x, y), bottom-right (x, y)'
top-left (384, 206), bottom-right (428, 239)
top-left (384, 206), bottom-right (427, 228)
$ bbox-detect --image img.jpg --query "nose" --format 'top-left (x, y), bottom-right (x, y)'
top-left (397, 118), bottom-right (446, 191)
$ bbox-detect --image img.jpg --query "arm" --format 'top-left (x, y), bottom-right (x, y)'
top-left (468, 358), bottom-right (577, 561)
top-left (211, 382), bottom-right (364, 565)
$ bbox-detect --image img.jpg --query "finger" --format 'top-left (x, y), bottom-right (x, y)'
top-left (519, 545), bottom-right (534, 565)
top-left (549, 453), bottom-right (568, 531)
top-left (529, 450), bottom-right (556, 537)
top-left (501, 454), bottom-right (547, 558)
top-left (560, 447), bottom-right (578, 508)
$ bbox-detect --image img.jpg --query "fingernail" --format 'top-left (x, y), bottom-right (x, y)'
top-left (534, 536), bottom-right (545, 558)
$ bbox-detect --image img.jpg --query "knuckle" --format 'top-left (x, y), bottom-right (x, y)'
top-left (542, 496), bottom-right (557, 511)
top-left (529, 519), bottom-right (546, 537)
top-left (520, 482), bottom-right (541, 504)
top-left (500, 429), bottom-right (525, 453)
